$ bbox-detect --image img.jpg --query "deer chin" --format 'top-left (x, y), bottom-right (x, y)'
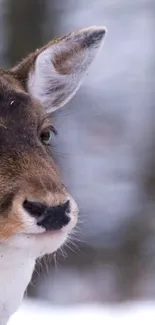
top-left (3, 227), bottom-right (68, 258)
top-left (19, 217), bottom-right (76, 257)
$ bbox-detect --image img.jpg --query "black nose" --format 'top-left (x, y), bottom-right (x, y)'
top-left (23, 200), bottom-right (70, 231)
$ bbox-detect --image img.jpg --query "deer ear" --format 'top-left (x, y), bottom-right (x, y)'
top-left (14, 26), bottom-right (107, 112)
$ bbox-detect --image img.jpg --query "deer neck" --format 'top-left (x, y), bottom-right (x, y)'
top-left (0, 243), bottom-right (35, 325)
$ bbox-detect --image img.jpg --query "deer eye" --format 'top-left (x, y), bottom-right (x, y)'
top-left (40, 129), bottom-right (52, 145)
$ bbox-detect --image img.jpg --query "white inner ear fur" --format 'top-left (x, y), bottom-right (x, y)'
top-left (28, 26), bottom-right (107, 112)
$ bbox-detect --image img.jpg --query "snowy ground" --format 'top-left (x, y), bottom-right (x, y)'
top-left (9, 299), bottom-right (155, 325)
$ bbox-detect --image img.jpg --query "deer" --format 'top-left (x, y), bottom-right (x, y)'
top-left (0, 26), bottom-right (107, 324)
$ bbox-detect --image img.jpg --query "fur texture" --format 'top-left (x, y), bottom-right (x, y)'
top-left (0, 26), bottom-right (107, 324)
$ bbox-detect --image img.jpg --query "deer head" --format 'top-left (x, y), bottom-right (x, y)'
top-left (0, 26), bottom-right (107, 257)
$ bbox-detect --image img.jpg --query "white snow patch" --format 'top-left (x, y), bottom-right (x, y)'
top-left (9, 299), bottom-right (155, 325)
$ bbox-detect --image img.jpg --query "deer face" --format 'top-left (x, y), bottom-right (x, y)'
top-left (0, 26), bottom-right (106, 257)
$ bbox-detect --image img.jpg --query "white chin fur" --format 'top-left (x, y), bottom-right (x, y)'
top-left (5, 230), bottom-right (68, 258)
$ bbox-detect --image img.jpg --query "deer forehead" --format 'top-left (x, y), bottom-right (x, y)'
top-left (0, 72), bottom-right (42, 123)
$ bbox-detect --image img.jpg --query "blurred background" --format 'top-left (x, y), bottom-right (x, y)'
top-left (1, 0), bottom-right (155, 309)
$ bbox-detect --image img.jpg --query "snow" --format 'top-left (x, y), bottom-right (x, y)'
top-left (9, 299), bottom-right (155, 325)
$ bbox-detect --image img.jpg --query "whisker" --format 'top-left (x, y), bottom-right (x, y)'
top-left (67, 241), bottom-right (80, 253)
top-left (64, 242), bottom-right (80, 255)
top-left (52, 252), bottom-right (60, 270)
top-left (68, 235), bottom-right (88, 245)
top-left (58, 247), bottom-right (68, 259)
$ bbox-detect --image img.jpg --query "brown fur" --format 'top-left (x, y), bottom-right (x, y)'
top-left (53, 46), bottom-right (82, 76)
top-left (0, 69), bottom-right (67, 239)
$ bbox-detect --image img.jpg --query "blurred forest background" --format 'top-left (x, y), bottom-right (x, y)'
top-left (1, 0), bottom-right (155, 304)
